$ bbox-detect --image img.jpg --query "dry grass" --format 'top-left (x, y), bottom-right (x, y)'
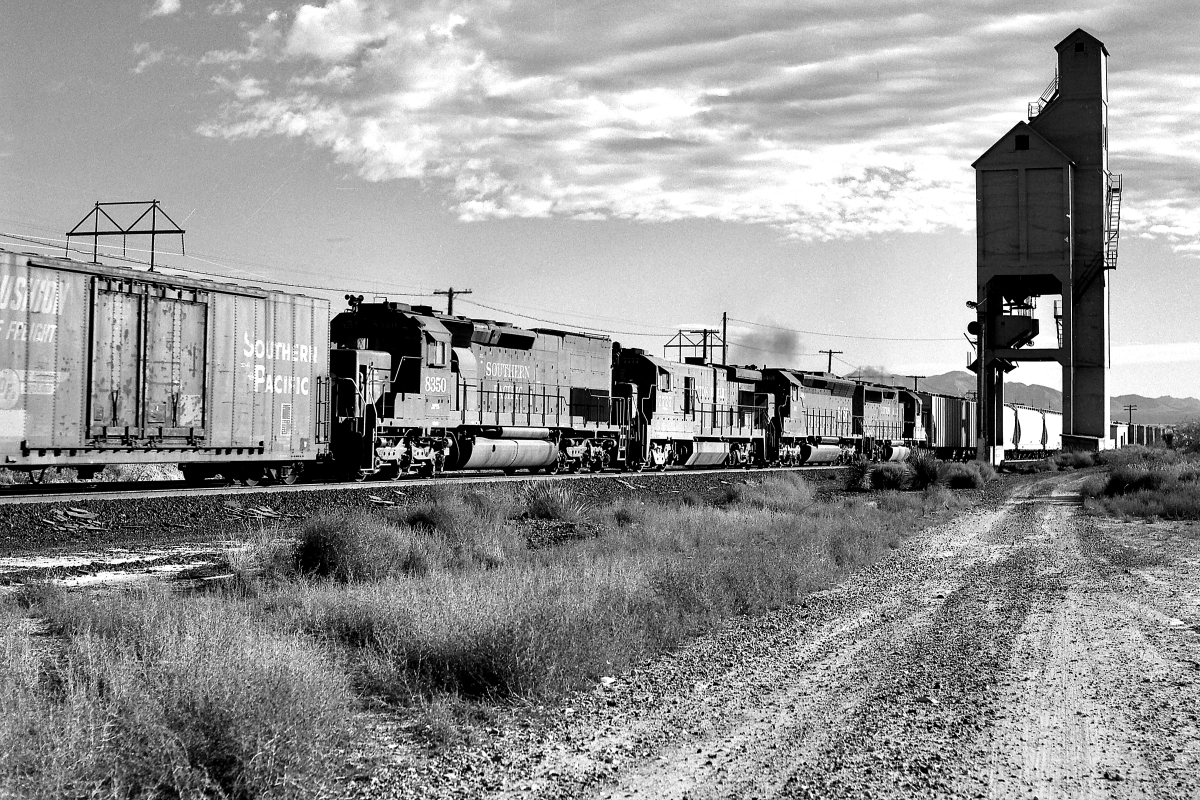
top-left (1083, 450), bottom-right (1200, 519)
top-left (938, 461), bottom-right (985, 489)
top-left (2, 473), bottom-right (976, 793)
top-left (1055, 450), bottom-right (1098, 469)
top-left (870, 462), bottom-right (911, 491)
top-left (1, 587), bottom-right (352, 799)
top-left (907, 451), bottom-right (942, 489)
top-left (258, 479), bottom-right (952, 702)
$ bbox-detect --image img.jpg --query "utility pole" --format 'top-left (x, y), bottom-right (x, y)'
top-left (722, 312), bottom-right (728, 365)
top-left (905, 375), bottom-right (926, 392)
top-left (820, 349), bottom-right (843, 374)
top-left (433, 287), bottom-right (472, 316)
top-left (1123, 403), bottom-right (1138, 427)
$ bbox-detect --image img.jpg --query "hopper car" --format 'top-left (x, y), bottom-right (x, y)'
top-left (0, 245), bottom-right (1161, 484)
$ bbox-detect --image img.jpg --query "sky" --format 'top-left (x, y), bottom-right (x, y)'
top-left (1, 0), bottom-right (1198, 398)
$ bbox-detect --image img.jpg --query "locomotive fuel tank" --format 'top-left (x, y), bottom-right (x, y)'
top-left (456, 437), bottom-right (559, 470)
top-left (799, 443), bottom-right (841, 464)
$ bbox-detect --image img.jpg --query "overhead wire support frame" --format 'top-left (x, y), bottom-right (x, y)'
top-left (65, 200), bottom-right (185, 271)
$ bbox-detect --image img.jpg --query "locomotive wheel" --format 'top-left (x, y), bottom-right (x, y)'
top-left (545, 458), bottom-right (562, 475)
top-left (268, 464), bottom-right (301, 485)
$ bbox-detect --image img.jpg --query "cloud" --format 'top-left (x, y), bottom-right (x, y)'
top-left (149, 0), bottom-right (181, 16)
top-left (132, 42), bottom-right (167, 74)
top-left (213, 75), bottom-right (268, 100)
top-left (194, 0), bottom-right (1200, 247)
top-left (285, 0), bottom-right (395, 61)
top-left (209, 0), bottom-right (244, 14)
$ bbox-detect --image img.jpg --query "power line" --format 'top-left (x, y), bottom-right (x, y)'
top-left (458, 297), bottom-right (667, 337)
top-left (0, 231), bottom-right (438, 298)
top-left (729, 316), bottom-right (961, 343)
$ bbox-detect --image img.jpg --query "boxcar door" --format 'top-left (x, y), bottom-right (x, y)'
top-left (90, 283), bottom-right (142, 434)
top-left (143, 290), bottom-right (208, 438)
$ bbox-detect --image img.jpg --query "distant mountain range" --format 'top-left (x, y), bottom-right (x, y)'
top-left (846, 369), bottom-right (1199, 426)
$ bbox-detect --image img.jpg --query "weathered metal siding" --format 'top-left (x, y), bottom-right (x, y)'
top-left (0, 253), bottom-right (89, 453)
top-left (210, 291), bottom-right (329, 458)
top-left (0, 247), bottom-right (330, 468)
top-left (463, 330), bottom-right (611, 430)
top-left (88, 280), bottom-right (209, 440)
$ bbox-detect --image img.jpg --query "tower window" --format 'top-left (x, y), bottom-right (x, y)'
top-left (1074, 42), bottom-right (1085, 53)
top-left (1015, 134), bottom-right (1030, 151)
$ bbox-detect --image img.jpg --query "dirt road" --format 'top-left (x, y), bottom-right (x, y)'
top-left (384, 471), bottom-right (1200, 799)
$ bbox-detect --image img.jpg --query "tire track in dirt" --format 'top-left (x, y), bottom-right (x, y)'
top-left (484, 473), bottom-right (1200, 800)
top-left (495, 483), bottom-right (1028, 799)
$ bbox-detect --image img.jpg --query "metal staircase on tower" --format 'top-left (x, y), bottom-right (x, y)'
top-left (1027, 71), bottom-right (1059, 120)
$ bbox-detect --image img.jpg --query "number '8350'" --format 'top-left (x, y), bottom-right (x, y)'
top-left (424, 375), bottom-right (448, 393)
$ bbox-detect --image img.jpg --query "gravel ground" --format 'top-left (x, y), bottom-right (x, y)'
top-left (338, 470), bottom-right (1200, 800)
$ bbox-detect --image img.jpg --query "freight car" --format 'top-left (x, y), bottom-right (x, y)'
top-left (0, 247), bottom-right (329, 484)
top-left (918, 391), bottom-right (977, 460)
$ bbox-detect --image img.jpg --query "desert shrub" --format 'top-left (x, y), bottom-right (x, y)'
top-left (1103, 465), bottom-right (1169, 496)
top-left (877, 490), bottom-right (922, 515)
top-left (3, 589), bottom-right (351, 799)
top-left (939, 461), bottom-right (984, 490)
top-left (394, 490), bottom-right (489, 533)
top-left (520, 483), bottom-right (591, 523)
top-left (1098, 445), bottom-right (1180, 470)
top-left (277, 487), bottom-right (933, 702)
top-left (6, 579), bottom-right (65, 611)
top-left (975, 461), bottom-right (997, 482)
top-left (870, 462), bottom-right (911, 491)
top-left (724, 473), bottom-right (815, 512)
top-left (907, 451), bottom-right (942, 489)
top-left (1079, 474), bottom-right (1108, 499)
top-left (1055, 450), bottom-right (1096, 470)
top-left (845, 456), bottom-right (871, 491)
top-left (607, 497), bottom-right (649, 526)
top-left (294, 510), bottom-right (442, 581)
top-left (921, 484), bottom-right (964, 512)
top-left (223, 528), bottom-right (296, 586)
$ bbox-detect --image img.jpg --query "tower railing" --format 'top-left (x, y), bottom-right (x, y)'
top-left (1027, 70), bottom-right (1059, 120)
top-left (1106, 173), bottom-right (1123, 270)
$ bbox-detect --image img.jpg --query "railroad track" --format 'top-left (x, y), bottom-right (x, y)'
top-left (0, 464), bottom-right (848, 506)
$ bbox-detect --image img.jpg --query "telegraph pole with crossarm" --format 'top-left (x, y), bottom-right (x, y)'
top-left (434, 287), bottom-right (472, 316)
top-left (819, 349), bottom-right (843, 374)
